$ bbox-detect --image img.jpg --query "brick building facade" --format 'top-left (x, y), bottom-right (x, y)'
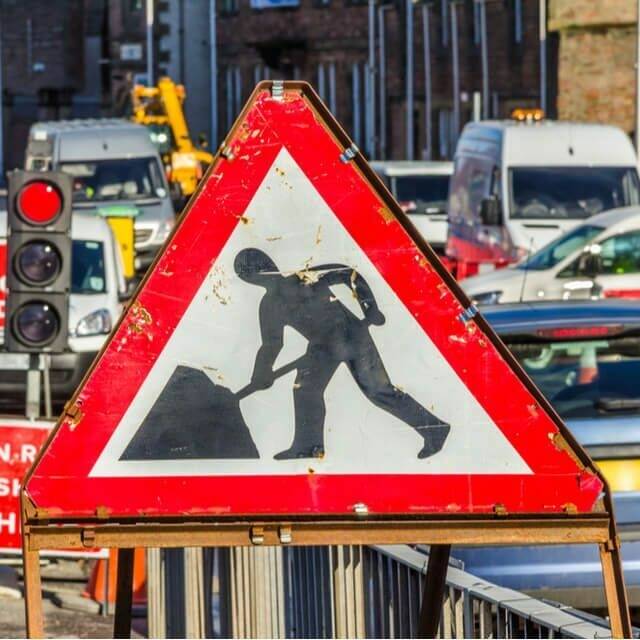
top-left (0, 0), bottom-right (553, 169)
top-left (0, 0), bottom-right (111, 171)
top-left (549, 0), bottom-right (637, 135)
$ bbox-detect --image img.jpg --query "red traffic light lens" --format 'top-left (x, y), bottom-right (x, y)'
top-left (17, 181), bottom-right (63, 225)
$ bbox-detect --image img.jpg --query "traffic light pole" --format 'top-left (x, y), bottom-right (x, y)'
top-left (25, 354), bottom-right (52, 420)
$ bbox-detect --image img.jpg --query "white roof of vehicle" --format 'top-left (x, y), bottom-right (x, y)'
top-left (370, 161), bottom-right (453, 176)
top-left (460, 121), bottom-right (637, 167)
top-left (30, 119), bottom-right (145, 135)
top-left (29, 119), bottom-right (156, 161)
top-left (582, 205), bottom-right (640, 234)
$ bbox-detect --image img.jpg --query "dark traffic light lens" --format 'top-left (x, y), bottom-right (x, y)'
top-left (15, 241), bottom-right (62, 286)
top-left (17, 181), bottom-right (63, 225)
top-left (12, 302), bottom-right (60, 347)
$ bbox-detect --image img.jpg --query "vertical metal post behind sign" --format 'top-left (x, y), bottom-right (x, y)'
top-left (540, 0), bottom-right (547, 115)
top-left (25, 355), bottom-right (41, 420)
top-left (479, 0), bottom-right (489, 119)
top-left (210, 0), bottom-right (218, 148)
top-left (406, 0), bottom-right (415, 160)
top-left (450, 0), bottom-right (460, 143)
top-left (146, 0), bottom-right (154, 86)
top-left (368, 0), bottom-right (376, 159)
top-left (378, 5), bottom-right (391, 160)
top-left (422, 3), bottom-right (432, 159)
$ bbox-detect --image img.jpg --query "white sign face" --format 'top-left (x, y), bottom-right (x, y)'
top-left (120, 43), bottom-right (143, 61)
top-left (91, 148), bottom-right (530, 478)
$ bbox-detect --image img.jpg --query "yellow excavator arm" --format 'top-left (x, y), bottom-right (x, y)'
top-left (131, 77), bottom-right (213, 197)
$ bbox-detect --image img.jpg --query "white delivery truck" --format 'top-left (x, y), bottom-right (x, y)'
top-left (446, 117), bottom-right (640, 279)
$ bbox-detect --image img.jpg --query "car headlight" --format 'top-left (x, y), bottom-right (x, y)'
top-left (75, 309), bottom-right (112, 337)
top-left (155, 219), bottom-right (174, 243)
top-left (472, 290), bottom-right (503, 305)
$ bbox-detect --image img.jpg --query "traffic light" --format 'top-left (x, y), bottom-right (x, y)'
top-left (5, 170), bottom-right (72, 352)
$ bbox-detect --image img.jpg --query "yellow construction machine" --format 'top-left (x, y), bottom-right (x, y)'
top-left (131, 76), bottom-right (213, 199)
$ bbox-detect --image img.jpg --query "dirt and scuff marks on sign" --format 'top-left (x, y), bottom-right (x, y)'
top-left (377, 205), bottom-right (395, 224)
top-left (266, 235), bottom-right (282, 242)
top-left (315, 225), bottom-right (322, 245)
top-left (210, 266), bottom-right (231, 305)
top-left (295, 258), bottom-right (322, 286)
top-left (549, 431), bottom-right (586, 471)
top-left (236, 213), bottom-right (252, 225)
top-left (127, 301), bottom-right (154, 341)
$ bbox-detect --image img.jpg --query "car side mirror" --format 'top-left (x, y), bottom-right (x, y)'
top-left (578, 246), bottom-right (603, 277)
top-left (479, 195), bottom-right (503, 226)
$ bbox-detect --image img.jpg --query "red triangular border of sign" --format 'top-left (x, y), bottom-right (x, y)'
top-left (24, 82), bottom-right (604, 520)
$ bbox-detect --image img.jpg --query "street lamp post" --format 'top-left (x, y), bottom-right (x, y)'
top-left (0, 19), bottom-right (4, 179)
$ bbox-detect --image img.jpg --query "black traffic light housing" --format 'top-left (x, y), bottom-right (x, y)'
top-left (5, 170), bottom-right (73, 353)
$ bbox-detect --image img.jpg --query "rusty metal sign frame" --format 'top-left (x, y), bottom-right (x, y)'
top-left (20, 82), bottom-right (631, 637)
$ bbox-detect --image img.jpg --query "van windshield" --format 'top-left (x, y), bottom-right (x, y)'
top-left (393, 175), bottom-right (450, 214)
top-left (518, 224), bottom-right (604, 271)
top-left (61, 157), bottom-right (167, 203)
top-left (72, 240), bottom-right (106, 294)
top-left (510, 167), bottom-right (640, 220)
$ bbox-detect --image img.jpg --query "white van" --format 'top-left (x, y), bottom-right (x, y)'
top-left (0, 212), bottom-right (126, 409)
top-left (463, 206), bottom-right (640, 304)
top-left (25, 119), bottom-right (175, 272)
top-left (446, 120), bottom-right (640, 279)
top-left (371, 161), bottom-right (453, 254)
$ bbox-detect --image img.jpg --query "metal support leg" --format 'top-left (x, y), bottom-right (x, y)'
top-left (41, 354), bottom-right (52, 419)
top-left (114, 548), bottom-right (135, 639)
top-left (25, 354), bottom-right (41, 420)
top-left (600, 539), bottom-right (632, 638)
top-left (23, 545), bottom-right (44, 639)
top-left (417, 544), bottom-right (451, 638)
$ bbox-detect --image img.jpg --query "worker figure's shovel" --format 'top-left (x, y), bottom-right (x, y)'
top-left (121, 357), bottom-right (305, 460)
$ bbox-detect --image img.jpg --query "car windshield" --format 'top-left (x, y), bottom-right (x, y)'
top-left (510, 167), bottom-right (640, 219)
top-left (518, 224), bottom-right (604, 271)
top-left (393, 175), bottom-right (450, 214)
top-left (72, 240), bottom-right (106, 294)
top-left (61, 157), bottom-right (166, 203)
top-left (507, 335), bottom-right (640, 419)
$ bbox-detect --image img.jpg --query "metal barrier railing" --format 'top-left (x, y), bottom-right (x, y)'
top-left (147, 544), bottom-right (616, 638)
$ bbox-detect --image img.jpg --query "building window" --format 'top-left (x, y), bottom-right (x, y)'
top-left (129, 0), bottom-right (143, 10)
top-left (220, 0), bottom-right (239, 15)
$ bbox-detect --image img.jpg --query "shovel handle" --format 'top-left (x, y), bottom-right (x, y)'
top-left (236, 356), bottom-right (307, 401)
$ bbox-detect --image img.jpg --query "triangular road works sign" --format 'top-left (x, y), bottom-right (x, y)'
top-left (24, 82), bottom-right (603, 520)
